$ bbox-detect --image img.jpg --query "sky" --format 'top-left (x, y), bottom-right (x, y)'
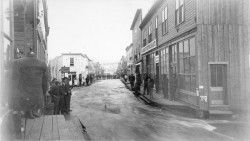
top-left (47, 0), bottom-right (155, 63)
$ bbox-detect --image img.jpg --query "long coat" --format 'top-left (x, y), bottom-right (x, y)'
top-left (10, 54), bottom-right (48, 111)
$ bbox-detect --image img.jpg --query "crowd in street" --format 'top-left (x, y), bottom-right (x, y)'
top-left (122, 72), bottom-right (178, 101)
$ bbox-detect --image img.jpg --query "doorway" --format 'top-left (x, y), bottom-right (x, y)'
top-left (209, 64), bottom-right (227, 105)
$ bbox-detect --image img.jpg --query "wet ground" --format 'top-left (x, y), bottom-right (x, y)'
top-left (70, 79), bottom-right (250, 141)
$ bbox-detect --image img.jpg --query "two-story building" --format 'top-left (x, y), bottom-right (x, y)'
top-left (140, 0), bottom-right (250, 116)
top-left (49, 53), bottom-right (89, 83)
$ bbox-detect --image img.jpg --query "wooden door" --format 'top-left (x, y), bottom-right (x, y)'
top-left (210, 64), bottom-right (227, 105)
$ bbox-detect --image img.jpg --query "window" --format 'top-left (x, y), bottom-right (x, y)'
top-left (148, 24), bottom-right (152, 43)
top-left (70, 58), bottom-right (74, 66)
top-left (178, 37), bottom-right (196, 92)
top-left (162, 6), bottom-right (168, 35)
top-left (175, 0), bottom-right (184, 25)
top-left (211, 65), bottom-right (223, 87)
top-left (160, 47), bottom-right (169, 75)
top-left (143, 30), bottom-right (147, 47)
top-left (155, 16), bottom-right (158, 39)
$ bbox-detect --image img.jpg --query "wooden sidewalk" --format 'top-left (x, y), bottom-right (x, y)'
top-left (22, 115), bottom-right (86, 140)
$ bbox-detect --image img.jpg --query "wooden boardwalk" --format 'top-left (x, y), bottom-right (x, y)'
top-left (22, 115), bottom-right (86, 140)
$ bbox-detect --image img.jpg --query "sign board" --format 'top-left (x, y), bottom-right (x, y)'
top-left (60, 67), bottom-right (70, 73)
top-left (141, 39), bottom-right (157, 54)
top-left (155, 55), bottom-right (159, 63)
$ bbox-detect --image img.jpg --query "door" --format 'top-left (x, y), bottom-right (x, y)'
top-left (210, 64), bottom-right (227, 105)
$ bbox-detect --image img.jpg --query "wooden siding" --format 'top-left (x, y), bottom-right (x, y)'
top-left (197, 0), bottom-right (250, 112)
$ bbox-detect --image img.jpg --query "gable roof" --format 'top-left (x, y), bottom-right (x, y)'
top-left (139, 0), bottom-right (164, 29)
top-left (130, 9), bottom-right (142, 30)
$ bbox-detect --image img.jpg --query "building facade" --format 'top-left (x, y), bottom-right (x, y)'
top-left (140, 0), bottom-right (250, 114)
top-left (49, 53), bottom-right (89, 83)
top-left (125, 43), bottom-right (133, 74)
top-left (130, 9), bottom-right (142, 74)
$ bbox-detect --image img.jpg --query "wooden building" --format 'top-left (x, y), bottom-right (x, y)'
top-left (13, 0), bottom-right (49, 62)
top-left (140, 0), bottom-right (250, 115)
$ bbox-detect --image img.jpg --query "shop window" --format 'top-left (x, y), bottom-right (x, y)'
top-left (178, 37), bottom-right (196, 92)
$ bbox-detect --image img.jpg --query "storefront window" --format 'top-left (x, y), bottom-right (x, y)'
top-left (178, 37), bottom-right (196, 92)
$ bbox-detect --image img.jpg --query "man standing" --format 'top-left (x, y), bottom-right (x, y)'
top-left (10, 50), bottom-right (48, 137)
top-left (130, 74), bottom-right (135, 90)
top-left (148, 74), bottom-right (154, 99)
top-left (135, 73), bottom-right (142, 91)
top-left (143, 73), bottom-right (149, 95)
top-left (61, 77), bottom-right (72, 113)
top-left (162, 74), bottom-right (169, 99)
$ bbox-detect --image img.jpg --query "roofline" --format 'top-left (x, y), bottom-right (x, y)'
top-left (139, 0), bottom-right (164, 29)
top-left (130, 9), bottom-right (142, 30)
top-left (61, 53), bottom-right (86, 58)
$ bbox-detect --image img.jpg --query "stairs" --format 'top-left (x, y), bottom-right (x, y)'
top-left (209, 105), bottom-right (234, 118)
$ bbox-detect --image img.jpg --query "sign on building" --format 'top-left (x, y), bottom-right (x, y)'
top-left (60, 67), bottom-right (70, 73)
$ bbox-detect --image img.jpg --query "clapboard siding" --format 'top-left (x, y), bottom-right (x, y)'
top-left (197, 0), bottom-right (250, 112)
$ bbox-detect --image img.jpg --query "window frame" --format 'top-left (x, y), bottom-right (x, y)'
top-left (162, 6), bottom-right (168, 35)
top-left (175, 0), bottom-right (185, 26)
top-left (70, 58), bottom-right (74, 66)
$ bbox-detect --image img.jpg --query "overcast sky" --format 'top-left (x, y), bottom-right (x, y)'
top-left (47, 0), bottom-right (155, 63)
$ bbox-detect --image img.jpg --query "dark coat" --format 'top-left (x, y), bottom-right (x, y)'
top-left (11, 54), bottom-right (48, 111)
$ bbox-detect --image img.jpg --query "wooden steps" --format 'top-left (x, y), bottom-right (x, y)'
top-left (209, 105), bottom-right (234, 118)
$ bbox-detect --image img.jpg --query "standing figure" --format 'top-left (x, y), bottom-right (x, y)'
top-left (162, 74), bottom-right (169, 99)
top-left (148, 74), bottom-right (154, 99)
top-left (170, 74), bottom-right (178, 101)
top-left (79, 77), bottom-right (82, 86)
top-left (59, 81), bottom-right (67, 114)
top-left (135, 73), bottom-right (142, 91)
top-left (86, 75), bottom-right (89, 85)
top-left (48, 81), bottom-right (60, 114)
top-left (11, 51), bottom-right (48, 118)
top-left (130, 74), bottom-right (135, 90)
top-left (155, 75), bottom-right (159, 93)
top-left (143, 73), bottom-right (149, 95)
top-left (124, 74), bottom-right (128, 82)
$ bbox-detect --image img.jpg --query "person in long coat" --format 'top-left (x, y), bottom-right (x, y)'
top-left (162, 74), bottom-right (169, 99)
top-left (10, 51), bottom-right (48, 118)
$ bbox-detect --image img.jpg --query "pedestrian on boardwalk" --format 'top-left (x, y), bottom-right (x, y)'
top-left (59, 81), bottom-right (67, 114)
top-left (63, 77), bottom-right (73, 113)
top-left (155, 74), bottom-right (159, 93)
top-left (162, 74), bottom-right (169, 99)
top-left (130, 74), bottom-right (135, 90)
top-left (170, 74), bottom-right (178, 101)
top-left (48, 81), bottom-right (60, 114)
top-left (90, 75), bottom-right (93, 84)
top-left (148, 74), bottom-right (154, 99)
top-left (10, 50), bottom-right (48, 119)
top-left (74, 78), bottom-right (77, 86)
top-left (143, 73), bottom-right (149, 95)
top-left (135, 73), bottom-right (142, 91)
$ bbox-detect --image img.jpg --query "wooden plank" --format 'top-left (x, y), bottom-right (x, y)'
top-left (40, 115), bottom-right (52, 141)
top-left (52, 115), bottom-right (59, 140)
top-left (223, 25), bottom-right (230, 105)
top-left (219, 25), bottom-right (224, 61)
top-left (213, 25), bottom-right (219, 62)
top-left (57, 115), bottom-right (72, 140)
top-left (23, 118), bottom-right (35, 140)
top-left (27, 116), bottom-right (44, 140)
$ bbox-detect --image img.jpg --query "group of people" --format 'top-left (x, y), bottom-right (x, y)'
top-left (124, 72), bottom-right (178, 101)
top-left (75, 74), bottom-right (93, 86)
top-left (48, 77), bottom-right (72, 115)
